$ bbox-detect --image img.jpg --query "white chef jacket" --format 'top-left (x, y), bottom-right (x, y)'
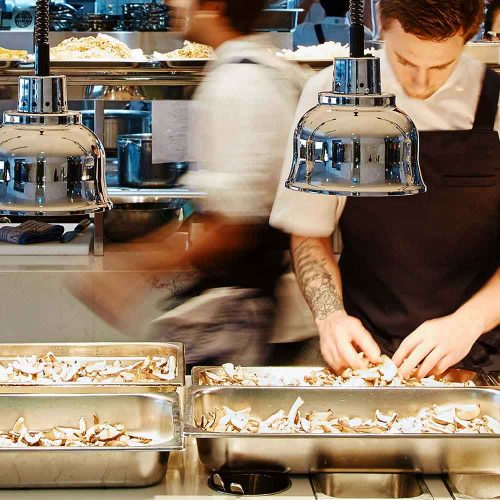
top-left (184, 34), bottom-right (310, 222)
top-left (293, 16), bottom-right (373, 49)
top-left (270, 50), bottom-right (500, 238)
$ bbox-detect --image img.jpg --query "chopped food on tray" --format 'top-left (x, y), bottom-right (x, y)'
top-left (0, 352), bottom-right (176, 384)
top-left (0, 414), bottom-right (152, 448)
top-left (0, 47), bottom-right (29, 61)
top-left (199, 356), bottom-right (476, 387)
top-left (50, 34), bottom-right (144, 61)
top-left (154, 40), bottom-right (215, 60)
top-left (197, 397), bottom-right (500, 435)
top-left (276, 41), bottom-right (379, 60)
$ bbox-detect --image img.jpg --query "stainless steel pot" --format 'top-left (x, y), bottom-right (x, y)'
top-left (81, 110), bottom-right (150, 156)
top-left (118, 133), bottom-right (188, 188)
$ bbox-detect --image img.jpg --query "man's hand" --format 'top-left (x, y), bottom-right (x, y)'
top-left (317, 310), bottom-right (381, 373)
top-left (392, 315), bottom-right (482, 379)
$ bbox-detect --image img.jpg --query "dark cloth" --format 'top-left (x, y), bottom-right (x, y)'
top-left (0, 220), bottom-right (65, 245)
top-left (314, 24), bottom-right (326, 44)
top-left (338, 69), bottom-right (500, 370)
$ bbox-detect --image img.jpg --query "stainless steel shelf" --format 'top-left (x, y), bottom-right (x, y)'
top-left (108, 187), bottom-right (206, 205)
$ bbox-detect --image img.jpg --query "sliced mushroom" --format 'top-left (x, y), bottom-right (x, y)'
top-left (455, 403), bottom-right (481, 421)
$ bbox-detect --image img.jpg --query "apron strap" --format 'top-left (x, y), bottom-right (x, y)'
top-left (314, 23), bottom-right (326, 44)
top-left (472, 68), bottom-right (500, 131)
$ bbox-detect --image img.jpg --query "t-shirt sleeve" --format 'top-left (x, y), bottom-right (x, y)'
top-left (270, 69), bottom-right (343, 237)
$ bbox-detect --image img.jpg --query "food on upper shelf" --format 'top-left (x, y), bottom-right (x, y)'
top-left (0, 414), bottom-right (153, 447)
top-left (153, 40), bottom-right (215, 60)
top-left (197, 397), bottom-right (500, 435)
top-left (50, 34), bottom-right (145, 61)
top-left (277, 41), bottom-right (379, 61)
top-left (0, 352), bottom-right (177, 384)
top-left (0, 47), bottom-right (29, 61)
top-left (199, 356), bottom-right (476, 387)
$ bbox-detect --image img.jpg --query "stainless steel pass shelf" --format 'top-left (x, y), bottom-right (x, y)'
top-left (108, 187), bottom-right (206, 206)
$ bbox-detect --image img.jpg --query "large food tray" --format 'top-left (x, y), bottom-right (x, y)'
top-left (185, 386), bottom-right (500, 474)
top-left (191, 366), bottom-right (492, 387)
top-left (0, 342), bottom-right (185, 393)
top-left (0, 392), bottom-right (182, 488)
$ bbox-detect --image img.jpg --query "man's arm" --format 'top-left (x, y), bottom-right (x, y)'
top-left (291, 235), bottom-right (381, 372)
top-left (394, 266), bottom-right (500, 378)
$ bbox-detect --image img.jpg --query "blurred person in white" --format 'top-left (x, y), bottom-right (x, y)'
top-left (293, 0), bottom-right (373, 49)
top-left (271, 0), bottom-right (500, 376)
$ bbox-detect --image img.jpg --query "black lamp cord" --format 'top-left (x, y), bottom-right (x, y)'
top-left (34, 0), bottom-right (50, 76)
top-left (349, 0), bottom-right (365, 58)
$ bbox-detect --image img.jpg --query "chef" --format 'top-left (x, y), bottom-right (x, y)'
top-left (271, 0), bottom-right (500, 377)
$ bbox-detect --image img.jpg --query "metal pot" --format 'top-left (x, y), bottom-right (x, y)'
top-left (103, 203), bottom-right (180, 242)
top-left (118, 133), bottom-right (188, 188)
top-left (81, 110), bottom-right (150, 156)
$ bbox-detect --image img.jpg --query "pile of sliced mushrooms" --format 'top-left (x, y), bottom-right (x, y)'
top-left (0, 353), bottom-right (177, 384)
top-left (197, 397), bottom-right (500, 435)
top-left (0, 415), bottom-right (153, 448)
top-left (200, 356), bottom-right (475, 387)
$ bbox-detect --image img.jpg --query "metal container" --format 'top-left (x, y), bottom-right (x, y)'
top-left (118, 133), bottom-right (188, 188)
top-left (185, 387), bottom-right (500, 474)
top-left (81, 110), bottom-right (150, 156)
top-left (0, 342), bottom-right (185, 393)
top-left (191, 366), bottom-right (493, 387)
top-left (445, 474), bottom-right (500, 499)
top-left (0, 393), bottom-right (182, 488)
top-left (311, 473), bottom-right (432, 499)
top-left (103, 202), bottom-right (180, 242)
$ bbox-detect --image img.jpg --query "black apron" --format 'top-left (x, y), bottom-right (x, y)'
top-left (339, 69), bottom-right (500, 370)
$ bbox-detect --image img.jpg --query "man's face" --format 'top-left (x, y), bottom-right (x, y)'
top-left (383, 20), bottom-right (466, 99)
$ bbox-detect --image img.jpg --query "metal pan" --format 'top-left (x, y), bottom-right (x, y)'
top-left (444, 474), bottom-right (500, 499)
top-left (0, 392), bottom-right (182, 488)
top-left (185, 386), bottom-right (500, 474)
top-left (191, 366), bottom-right (493, 387)
top-left (311, 473), bottom-right (433, 499)
top-left (0, 342), bottom-right (185, 393)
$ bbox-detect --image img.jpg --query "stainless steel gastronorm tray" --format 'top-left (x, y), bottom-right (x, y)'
top-left (0, 392), bottom-right (182, 488)
top-left (185, 386), bottom-right (500, 474)
top-left (311, 473), bottom-right (433, 499)
top-left (191, 366), bottom-right (493, 387)
top-left (0, 342), bottom-right (185, 393)
top-left (445, 474), bottom-right (500, 499)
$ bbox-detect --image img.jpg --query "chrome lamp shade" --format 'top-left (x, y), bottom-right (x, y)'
top-left (286, 57), bottom-right (426, 197)
top-left (0, 75), bottom-right (112, 216)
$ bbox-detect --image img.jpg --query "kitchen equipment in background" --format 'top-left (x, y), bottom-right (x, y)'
top-left (60, 217), bottom-right (91, 243)
top-left (118, 133), bottom-right (188, 188)
top-left (0, 392), bottom-right (182, 488)
top-left (49, 2), bottom-right (82, 31)
top-left (445, 474), bottom-right (500, 500)
top-left (121, 1), bottom-right (169, 32)
top-left (81, 109), bottom-right (150, 157)
top-left (311, 473), bottom-right (433, 499)
top-left (76, 13), bottom-right (119, 31)
top-left (103, 202), bottom-right (181, 242)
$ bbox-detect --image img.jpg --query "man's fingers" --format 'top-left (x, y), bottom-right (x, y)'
top-left (398, 341), bottom-right (435, 379)
top-left (430, 355), bottom-right (456, 377)
top-left (352, 328), bottom-right (381, 363)
top-left (393, 331), bottom-right (424, 366)
top-left (320, 336), bottom-right (342, 373)
top-left (416, 347), bottom-right (445, 379)
top-left (337, 333), bottom-right (366, 370)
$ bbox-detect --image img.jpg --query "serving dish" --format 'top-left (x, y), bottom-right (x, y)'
top-left (0, 342), bottom-right (185, 393)
top-left (0, 392), bottom-right (182, 488)
top-left (444, 473), bottom-right (500, 499)
top-left (185, 386), bottom-right (500, 474)
top-left (192, 365), bottom-right (492, 387)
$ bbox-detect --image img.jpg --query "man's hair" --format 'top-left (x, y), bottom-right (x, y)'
top-left (200, 0), bottom-right (266, 34)
top-left (378, 0), bottom-right (484, 42)
top-left (320, 0), bottom-right (350, 17)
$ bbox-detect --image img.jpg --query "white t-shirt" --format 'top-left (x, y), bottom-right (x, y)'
top-left (184, 34), bottom-right (309, 222)
top-left (270, 50), bottom-right (500, 238)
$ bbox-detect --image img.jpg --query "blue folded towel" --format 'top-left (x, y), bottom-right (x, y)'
top-left (0, 221), bottom-right (65, 245)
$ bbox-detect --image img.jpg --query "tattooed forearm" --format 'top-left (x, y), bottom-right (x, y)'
top-left (292, 238), bottom-right (343, 320)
